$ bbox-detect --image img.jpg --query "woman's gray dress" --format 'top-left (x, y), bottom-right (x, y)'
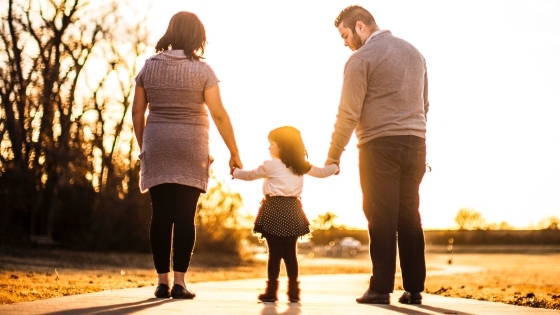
top-left (135, 50), bottom-right (219, 193)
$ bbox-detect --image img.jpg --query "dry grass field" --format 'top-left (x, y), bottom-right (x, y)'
top-left (1, 246), bottom-right (559, 310)
top-left (421, 251), bottom-right (560, 310)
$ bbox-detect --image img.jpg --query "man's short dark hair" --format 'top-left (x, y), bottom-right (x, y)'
top-left (334, 5), bottom-right (376, 30)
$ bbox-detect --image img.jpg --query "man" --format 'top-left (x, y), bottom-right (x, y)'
top-left (326, 5), bottom-right (429, 305)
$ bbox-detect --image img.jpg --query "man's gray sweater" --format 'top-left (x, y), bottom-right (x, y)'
top-left (328, 30), bottom-right (429, 162)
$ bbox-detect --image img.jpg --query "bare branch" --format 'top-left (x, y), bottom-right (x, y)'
top-left (24, 6), bottom-right (41, 46)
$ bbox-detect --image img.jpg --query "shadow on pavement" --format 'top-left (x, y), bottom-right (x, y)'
top-left (366, 303), bottom-right (475, 315)
top-left (416, 304), bottom-right (476, 314)
top-left (43, 298), bottom-right (174, 315)
top-left (260, 303), bottom-right (301, 315)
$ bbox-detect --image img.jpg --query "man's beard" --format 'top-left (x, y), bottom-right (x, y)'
top-left (351, 31), bottom-right (363, 50)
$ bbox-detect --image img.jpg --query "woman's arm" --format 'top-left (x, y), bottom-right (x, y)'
top-left (132, 85), bottom-right (148, 151)
top-left (307, 164), bottom-right (340, 178)
top-left (204, 84), bottom-right (243, 173)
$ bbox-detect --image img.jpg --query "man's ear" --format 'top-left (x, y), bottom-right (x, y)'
top-left (355, 21), bottom-right (365, 34)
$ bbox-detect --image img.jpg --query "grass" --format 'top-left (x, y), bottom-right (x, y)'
top-left (1, 246), bottom-right (559, 310)
top-left (420, 252), bottom-right (560, 310)
top-left (0, 247), bottom-right (265, 305)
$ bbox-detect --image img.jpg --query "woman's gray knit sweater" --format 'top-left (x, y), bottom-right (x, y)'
top-left (135, 50), bottom-right (219, 193)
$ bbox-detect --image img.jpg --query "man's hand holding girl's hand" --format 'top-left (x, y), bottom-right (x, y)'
top-left (325, 158), bottom-right (340, 175)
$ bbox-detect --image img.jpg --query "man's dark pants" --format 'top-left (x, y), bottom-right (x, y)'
top-left (359, 135), bottom-right (427, 294)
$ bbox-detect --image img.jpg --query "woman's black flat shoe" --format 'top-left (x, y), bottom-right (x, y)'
top-left (154, 284), bottom-right (171, 298)
top-left (171, 284), bottom-right (196, 299)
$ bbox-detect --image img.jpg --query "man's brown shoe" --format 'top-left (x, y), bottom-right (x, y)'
top-left (356, 289), bottom-right (390, 304)
top-left (398, 292), bottom-right (422, 304)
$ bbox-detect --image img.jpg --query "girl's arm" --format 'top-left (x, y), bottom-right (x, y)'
top-left (306, 164), bottom-right (340, 178)
top-left (232, 164), bottom-right (268, 181)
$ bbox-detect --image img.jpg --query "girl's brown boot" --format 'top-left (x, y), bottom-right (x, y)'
top-left (287, 279), bottom-right (300, 303)
top-left (258, 280), bottom-right (279, 302)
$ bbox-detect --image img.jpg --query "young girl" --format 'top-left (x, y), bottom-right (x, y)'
top-left (232, 126), bottom-right (339, 303)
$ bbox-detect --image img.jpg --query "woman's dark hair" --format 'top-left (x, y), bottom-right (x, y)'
top-left (155, 11), bottom-right (206, 60)
top-left (268, 126), bottom-right (312, 176)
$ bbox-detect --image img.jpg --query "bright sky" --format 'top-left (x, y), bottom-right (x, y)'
top-left (137, 0), bottom-right (560, 229)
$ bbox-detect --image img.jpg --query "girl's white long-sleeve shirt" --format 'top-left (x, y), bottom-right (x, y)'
top-left (232, 158), bottom-right (339, 197)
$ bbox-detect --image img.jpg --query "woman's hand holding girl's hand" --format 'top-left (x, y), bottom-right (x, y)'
top-left (229, 154), bottom-right (243, 177)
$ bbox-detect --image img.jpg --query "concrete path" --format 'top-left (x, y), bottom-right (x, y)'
top-left (1, 274), bottom-right (558, 315)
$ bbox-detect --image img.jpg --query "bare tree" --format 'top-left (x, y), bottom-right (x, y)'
top-left (312, 211), bottom-right (339, 230)
top-left (454, 208), bottom-right (486, 230)
top-left (0, 0), bottom-right (149, 243)
top-left (537, 216), bottom-right (559, 230)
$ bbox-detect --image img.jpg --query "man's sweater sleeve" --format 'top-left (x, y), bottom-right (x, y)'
top-left (328, 56), bottom-right (368, 162)
top-left (233, 162), bottom-right (268, 181)
top-left (423, 61), bottom-right (429, 121)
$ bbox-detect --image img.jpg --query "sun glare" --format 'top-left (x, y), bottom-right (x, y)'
top-left (133, 0), bottom-right (560, 229)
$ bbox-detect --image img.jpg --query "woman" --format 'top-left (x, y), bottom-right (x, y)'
top-left (132, 11), bottom-right (242, 299)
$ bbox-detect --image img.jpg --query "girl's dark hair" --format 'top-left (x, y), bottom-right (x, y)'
top-left (268, 126), bottom-right (312, 176)
top-left (155, 11), bottom-right (206, 60)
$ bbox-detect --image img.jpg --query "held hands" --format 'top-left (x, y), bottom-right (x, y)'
top-left (325, 158), bottom-right (340, 175)
top-left (229, 154), bottom-right (243, 178)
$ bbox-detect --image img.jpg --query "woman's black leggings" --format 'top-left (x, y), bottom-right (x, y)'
top-left (264, 234), bottom-right (299, 280)
top-left (149, 183), bottom-right (201, 274)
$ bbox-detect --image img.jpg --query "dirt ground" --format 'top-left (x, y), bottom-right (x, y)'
top-left (1, 246), bottom-right (559, 310)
